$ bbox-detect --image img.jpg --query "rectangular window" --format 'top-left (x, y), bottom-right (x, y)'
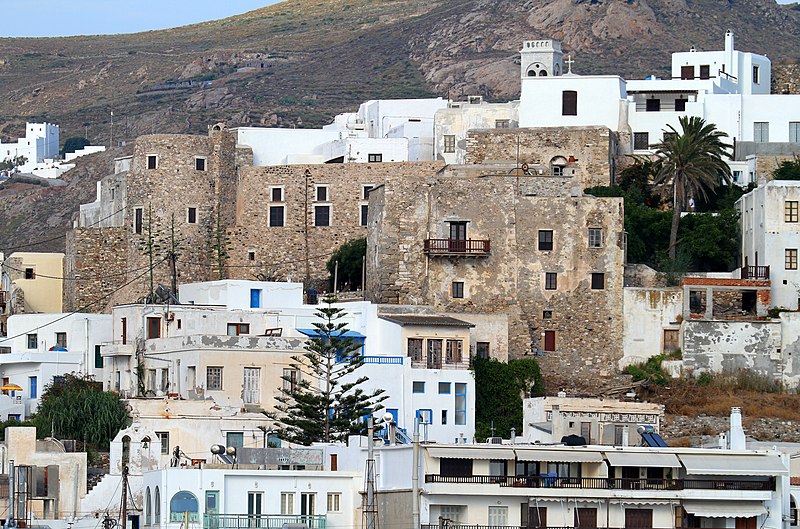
top-left (281, 493), bottom-right (295, 515)
top-left (227, 432), bottom-right (244, 448)
top-left (362, 185), bottom-right (374, 199)
top-left (545, 272), bottom-right (557, 291)
top-left (753, 64), bottom-right (760, 84)
top-left (95, 344), bottom-right (103, 369)
top-left (680, 65), bottom-right (694, 80)
top-left (451, 281), bottom-right (464, 299)
top-left (440, 458), bottom-right (473, 478)
top-left (591, 272), bottom-right (605, 290)
top-left (227, 323), bottom-right (250, 336)
top-left (675, 98), bottom-right (688, 112)
top-left (785, 201), bottom-right (798, 223)
top-left (314, 205), bottom-right (331, 227)
top-left (24, 267), bottom-right (35, 280)
top-left (248, 251), bottom-right (256, 261)
top-left (134, 207), bottom-right (143, 234)
top-left (147, 155), bottom-right (158, 170)
top-left (445, 340), bottom-right (463, 364)
top-left (427, 339), bottom-right (443, 369)
top-left (269, 205), bottom-right (285, 227)
top-left (416, 409), bottom-right (433, 424)
top-left (27, 334), bottom-right (37, 349)
top-left (645, 98), bottom-right (661, 112)
top-left (439, 382), bottom-right (451, 394)
top-left (408, 338), bottom-right (423, 362)
top-left (412, 381), bottom-right (425, 393)
top-left (441, 410), bottom-right (448, 424)
top-left (315, 185), bottom-right (328, 202)
top-left (444, 135), bottom-right (456, 153)
top-left (495, 119), bottom-right (511, 129)
top-left (580, 422), bottom-right (592, 444)
top-left (187, 207), bottom-right (197, 224)
top-left (543, 310), bottom-right (553, 319)
top-left (488, 507), bottom-right (509, 527)
top-left (29, 376), bottom-right (37, 399)
top-left (791, 122), bottom-right (800, 143)
top-left (562, 90), bottom-right (577, 116)
top-left (476, 342), bottom-right (490, 359)
top-left (250, 289), bottom-right (262, 308)
top-left (538, 230), bottom-right (553, 251)
top-left (156, 431), bottom-right (169, 454)
top-left (588, 228), bottom-right (603, 248)
top-left (55, 332), bottom-right (67, 348)
top-left (368, 153), bottom-right (382, 163)
top-left (699, 65), bottom-right (710, 79)
top-left (283, 368), bottom-right (298, 392)
top-left (207, 367), bottom-right (223, 390)
top-left (663, 329), bottom-right (679, 354)
top-left (633, 132), bottom-right (649, 150)
top-left (327, 493), bottom-right (341, 513)
top-left (754, 122), bottom-right (769, 142)
top-left (271, 187), bottom-right (283, 202)
top-left (614, 425), bottom-right (625, 445)
top-left (787, 249), bottom-right (798, 270)
top-left (360, 204), bottom-right (369, 227)
top-left (455, 383), bottom-right (467, 425)
top-left (147, 317), bottom-right (161, 339)
top-left (195, 157), bottom-right (206, 171)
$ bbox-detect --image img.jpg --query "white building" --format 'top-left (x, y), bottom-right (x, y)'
top-left (737, 180), bottom-right (800, 309)
top-left (235, 98), bottom-right (447, 166)
top-left (101, 280), bottom-right (492, 444)
top-left (0, 122), bottom-right (59, 173)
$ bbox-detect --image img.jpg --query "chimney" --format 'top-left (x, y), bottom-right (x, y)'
top-left (621, 425), bottom-right (630, 447)
top-left (724, 30), bottom-right (735, 76)
top-left (729, 407), bottom-right (746, 450)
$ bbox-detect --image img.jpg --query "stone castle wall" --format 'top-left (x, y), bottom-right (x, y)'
top-left (64, 227), bottom-right (128, 312)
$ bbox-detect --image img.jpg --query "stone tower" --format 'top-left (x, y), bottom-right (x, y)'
top-left (520, 40), bottom-right (564, 78)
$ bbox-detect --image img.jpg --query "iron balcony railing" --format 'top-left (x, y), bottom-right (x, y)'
top-left (741, 265), bottom-right (769, 280)
top-left (203, 514), bottom-right (326, 529)
top-left (424, 239), bottom-right (490, 256)
top-left (424, 475), bottom-right (773, 491)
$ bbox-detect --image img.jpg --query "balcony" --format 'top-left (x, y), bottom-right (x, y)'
top-left (424, 239), bottom-right (490, 256)
top-left (203, 514), bottom-right (326, 529)
top-left (741, 265), bottom-right (769, 280)
top-left (424, 475), bottom-right (773, 491)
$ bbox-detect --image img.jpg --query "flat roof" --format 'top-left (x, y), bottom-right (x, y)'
top-left (379, 314), bottom-right (475, 328)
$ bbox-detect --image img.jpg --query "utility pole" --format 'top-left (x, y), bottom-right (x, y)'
top-left (363, 416), bottom-right (378, 529)
top-left (119, 466), bottom-right (128, 529)
top-left (304, 169), bottom-right (311, 286)
top-left (110, 111), bottom-right (114, 149)
top-left (412, 418), bottom-right (420, 529)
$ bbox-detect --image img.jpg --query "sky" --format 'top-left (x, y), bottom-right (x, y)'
top-left (1, 0), bottom-right (284, 38)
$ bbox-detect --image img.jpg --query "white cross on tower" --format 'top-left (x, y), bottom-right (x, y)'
top-left (565, 54), bottom-right (575, 74)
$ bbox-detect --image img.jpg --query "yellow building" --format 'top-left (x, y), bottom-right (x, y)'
top-left (1, 252), bottom-right (64, 314)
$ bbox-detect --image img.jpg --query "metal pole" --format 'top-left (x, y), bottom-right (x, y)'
top-left (412, 418), bottom-right (420, 529)
top-left (7, 460), bottom-right (15, 529)
top-left (361, 256), bottom-right (366, 298)
top-left (367, 415), bottom-right (374, 529)
top-left (120, 466), bottom-right (128, 529)
top-left (334, 261), bottom-right (339, 295)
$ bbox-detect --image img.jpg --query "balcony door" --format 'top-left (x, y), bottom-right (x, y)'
top-left (243, 367), bottom-right (260, 404)
top-left (427, 339), bottom-right (443, 369)
top-left (527, 507), bottom-right (546, 529)
top-left (625, 509), bottom-right (653, 529)
top-left (575, 508), bottom-right (597, 529)
top-left (449, 222), bottom-right (467, 252)
top-left (736, 518), bottom-right (757, 529)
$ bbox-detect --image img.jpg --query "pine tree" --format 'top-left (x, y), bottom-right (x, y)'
top-left (270, 297), bottom-right (387, 445)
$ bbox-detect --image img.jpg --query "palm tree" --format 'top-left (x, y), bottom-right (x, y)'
top-left (651, 116), bottom-right (732, 259)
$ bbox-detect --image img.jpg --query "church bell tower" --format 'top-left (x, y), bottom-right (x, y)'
top-left (520, 40), bottom-right (564, 78)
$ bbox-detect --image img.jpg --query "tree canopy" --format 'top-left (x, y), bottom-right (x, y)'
top-left (32, 373), bottom-right (129, 447)
top-left (269, 297), bottom-right (386, 444)
top-left (773, 159), bottom-right (800, 181)
top-left (651, 116), bottom-right (732, 259)
top-left (327, 238), bottom-right (366, 291)
top-left (472, 356), bottom-right (544, 441)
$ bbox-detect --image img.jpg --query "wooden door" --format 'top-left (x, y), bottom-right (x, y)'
top-left (663, 329), bottom-right (679, 353)
top-left (625, 509), bottom-right (653, 529)
top-left (243, 367), bottom-right (260, 404)
top-left (575, 508), bottom-right (597, 529)
top-left (449, 222), bottom-right (467, 252)
top-left (528, 507), bottom-right (546, 529)
top-left (543, 330), bottom-right (556, 352)
top-left (681, 65), bottom-right (695, 80)
top-left (735, 518), bottom-right (757, 529)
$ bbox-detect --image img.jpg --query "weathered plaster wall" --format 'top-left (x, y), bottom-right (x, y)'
top-left (621, 288), bottom-right (682, 368)
top-left (682, 320), bottom-right (782, 378)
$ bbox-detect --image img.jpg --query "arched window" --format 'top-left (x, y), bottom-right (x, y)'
top-left (527, 70), bottom-right (537, 77)
top-left (154, 487), bottom-right (161, 524)
top-left (170, 491), bottom-right (199, 522)
top-left (550, 156), bottom-right (568, 177)
top-left (145, 487), bottom-right (152, 526)
top-left (121, 435), bottom-right (131, 466)
top-left (538, 70), bottom-right (548, 76)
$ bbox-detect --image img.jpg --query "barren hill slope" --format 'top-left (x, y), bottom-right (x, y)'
top-left (2, 0), bottom-right (800, 253)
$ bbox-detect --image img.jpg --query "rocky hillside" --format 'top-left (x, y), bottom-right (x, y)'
top-left (1, 0), bottom-right (800, 254)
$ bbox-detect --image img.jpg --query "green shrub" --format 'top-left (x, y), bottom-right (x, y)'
top-left (623, 353), bottom-right (670, 385)
top-left (696, 371), bottom-right (714, 386)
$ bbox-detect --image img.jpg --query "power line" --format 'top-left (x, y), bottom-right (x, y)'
top-left (1, 207), bottom-right (126, 253)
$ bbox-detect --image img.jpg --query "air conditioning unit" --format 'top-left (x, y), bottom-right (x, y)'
top-left (488, 437), bottom-right (503, 444)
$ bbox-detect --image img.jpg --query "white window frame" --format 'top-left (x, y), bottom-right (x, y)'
top-left (194, 156), bottom-right (207, 171)
top-left (146, 154), bottom-right (158, 170)
top-left (588, 227), bottom-right (603, 248)
top-left (314, 184), bottom-right (329, 202)
top-left (187, 207), bottom-right (198, 224)
top-left (269, 205), bottom-right (285, 228)
top-left (313, 204), bottom-right (332, 227)
top-left (327, 493), bottom-right (341, 513)
top-left (754, 122), bottom-right (769, 143)
top-left (790, 122), bottom-right (800, 143)
top-left (270, 186), bottom-right (285, 203)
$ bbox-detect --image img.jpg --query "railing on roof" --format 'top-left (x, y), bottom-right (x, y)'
top-left (203, 514), bottom-right (326, 529)
top-left (362, 355), bottom-right (404, 365)
top-left (741, 265), bottom-right (769, 280)
top-left (424, 475), bottom-right (774, 491)
top-left (424, 239), bottom-right (490, 256)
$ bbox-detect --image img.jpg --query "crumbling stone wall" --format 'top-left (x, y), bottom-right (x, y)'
top-left (366, 170), bottom-right (625, 378)
top-left (64, 227), bottom-right (128, 312)
top-left (464, 126), bottom-right (619, 189)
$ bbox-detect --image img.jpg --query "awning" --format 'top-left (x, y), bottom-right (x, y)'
top-left (427, 447), bottom-right (515, 460)
top-left (604, 451), bottom-right (681, 468)
top-left (297, 329), bottom-right (366, 339)
top-left (683, 501), bottom-right (767, 518)
top-left (514, 449), bottom-right (603, 463)
top-left (678, 454), bottom-right (787, 476)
